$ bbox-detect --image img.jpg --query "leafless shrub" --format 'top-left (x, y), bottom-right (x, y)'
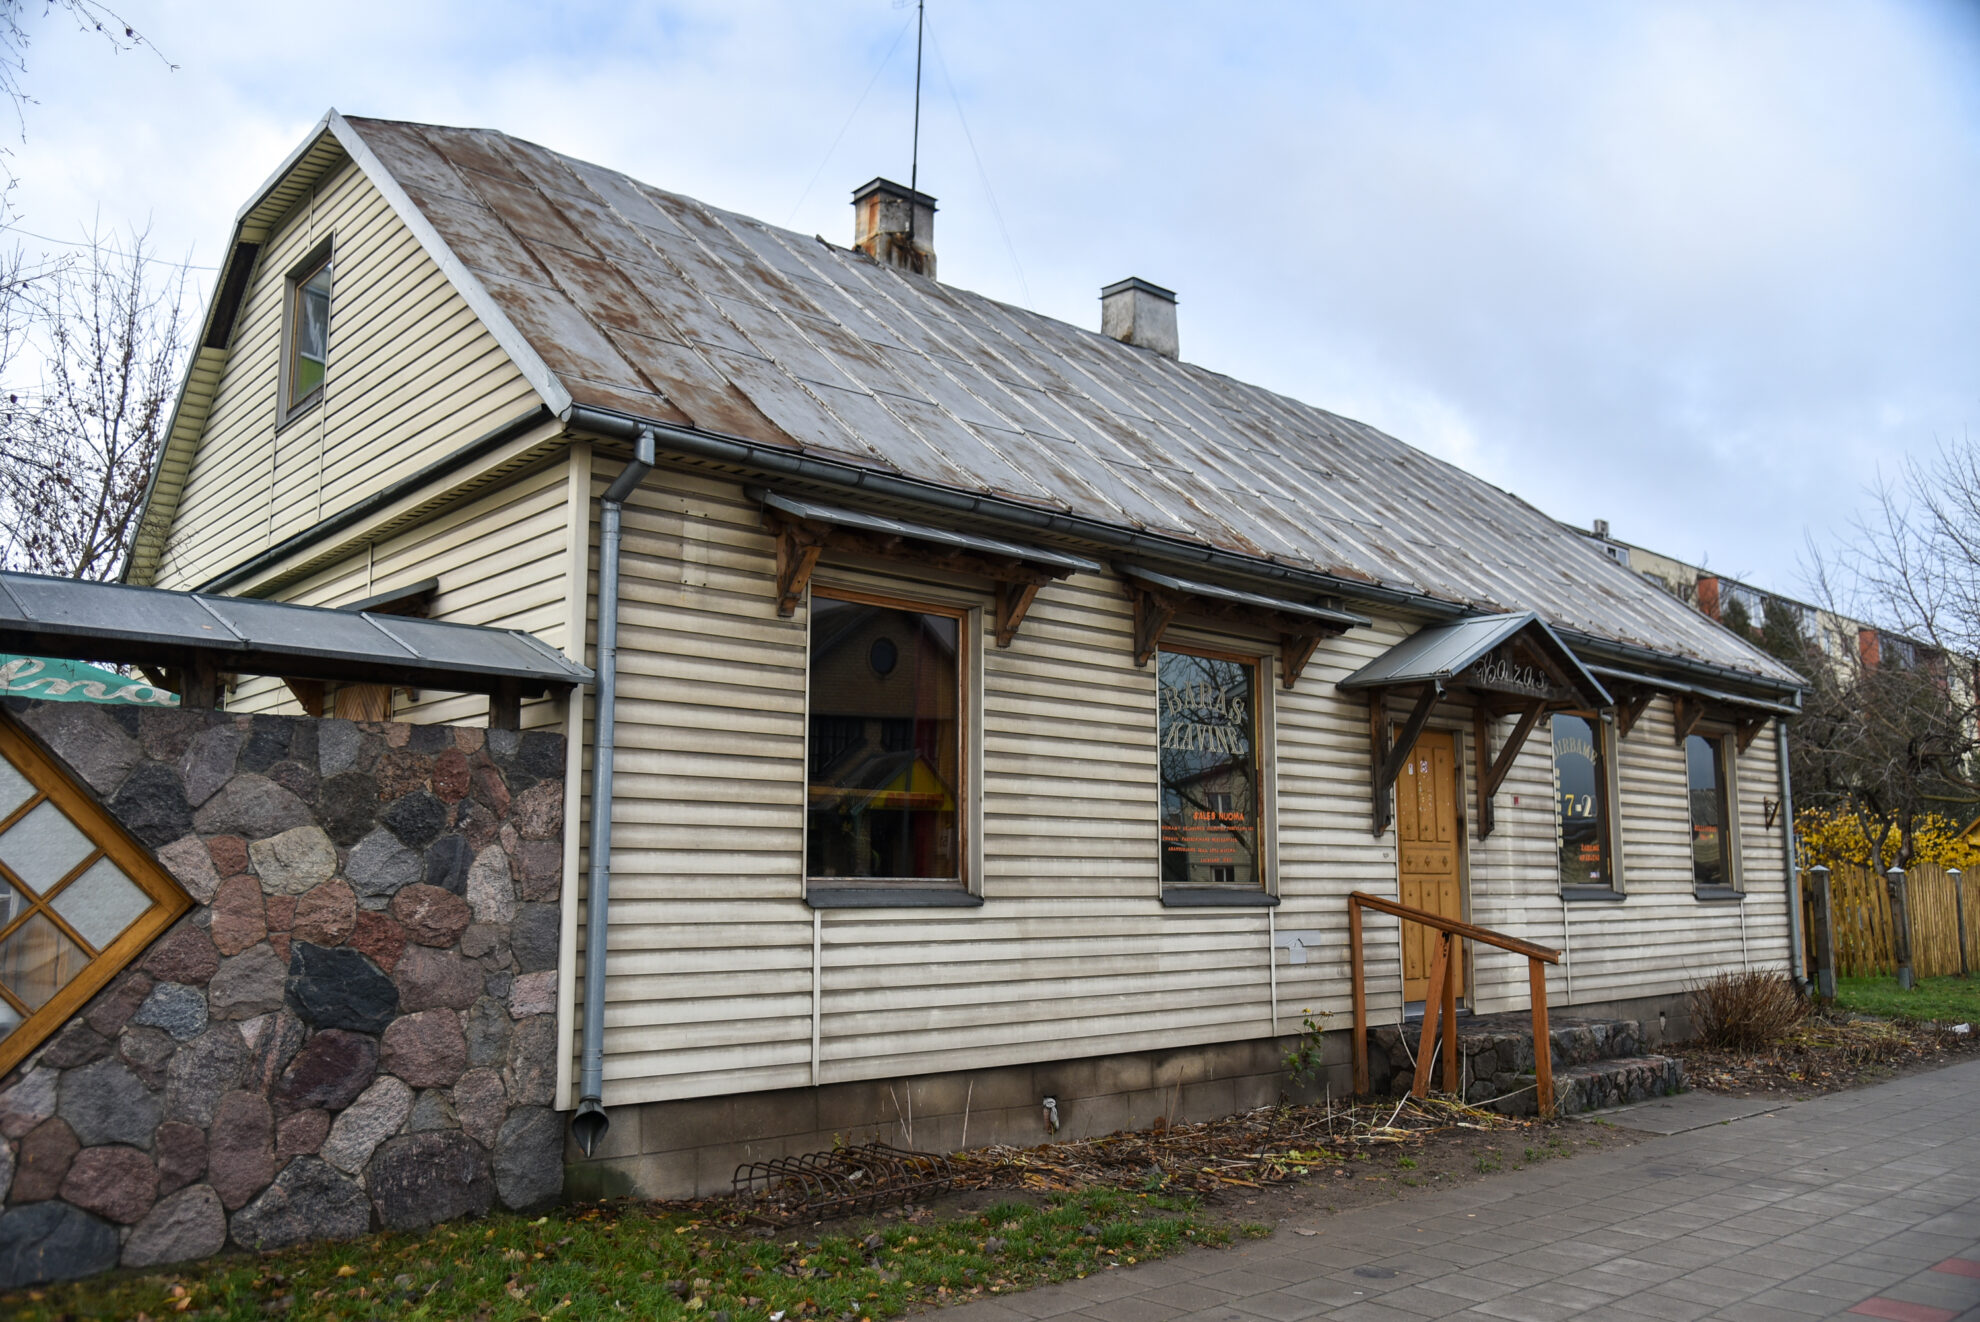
top-left (1688, 971), bottom-right (1808, 1051)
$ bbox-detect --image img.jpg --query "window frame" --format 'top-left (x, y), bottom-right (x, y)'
top-left (280, 240), bottom-right (335, 425)
top-left (801, 583), bottom-right (979, 908)
top-left (0, 715), bottom-right (193, 1077)
top-left (1685, 729), bottom-right (1742, 898)
top-left (1154, 640), bottom-right (1279, 908)
top-left (1553, 708), bottom-right (1625, 899)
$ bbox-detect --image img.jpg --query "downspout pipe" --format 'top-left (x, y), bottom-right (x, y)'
top-left (570, 426), bottom-right (655, 1158)
top-left (1776, 717), bottom-right (1806, 988)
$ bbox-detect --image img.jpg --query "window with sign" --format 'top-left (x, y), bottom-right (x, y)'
top-left (1686, 733), bottom-right (1736, 889)
top-left (1158, 650), bottom-right (1262, 890)
top-left (806, 592), bottom-right (964, 886)
top-left (0, 717), bottom-right (192, 1076)
top-left (1552, 713), bottom-right (1613, 889)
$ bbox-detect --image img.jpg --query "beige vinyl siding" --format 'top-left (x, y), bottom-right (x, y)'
top-left (578, 466), bottom-right (1801, 1105)
top-left (223, 456), bottom-right (577, 729)
top-left (152, 157), bottom-right (539, 591)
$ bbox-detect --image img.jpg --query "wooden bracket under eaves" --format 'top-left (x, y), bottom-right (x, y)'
top-left (1472, 698), bottom-right (1547, 840)
top-left (767, 508), bottom-right (1066, 646)
top-left (1127, 582), bottom-right (1340, 688)
top-left (1367, 683), bottom-right (1442, 835)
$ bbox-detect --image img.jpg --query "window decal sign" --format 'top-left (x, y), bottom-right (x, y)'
top-left (1553, 713), bottom-right (1607, 885)
top-left (1158, 652), bottom-right (1260, 888)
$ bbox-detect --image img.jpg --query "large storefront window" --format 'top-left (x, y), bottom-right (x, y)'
top-left (1158, 650), bottom-right (1261, 889)
top-left (1686, 733), bottom-right (1733, 888)
top-left (806, 594), bottom-right (962, 883)
top-left (1553, 713), bottom-right (1611, 888)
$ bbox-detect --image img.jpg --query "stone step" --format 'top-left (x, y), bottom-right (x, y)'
top-left (1482, 1055), bottom-right (1687, 1118)
top-left (1367, 1013), bottom-right (1666, 1110)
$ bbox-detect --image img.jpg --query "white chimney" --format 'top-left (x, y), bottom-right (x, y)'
top-left (1100, 278), bottom-right (1178, 359)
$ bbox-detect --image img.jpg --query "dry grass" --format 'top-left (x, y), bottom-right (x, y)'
top-left (1688, 970), bottom-right (1808, 1051)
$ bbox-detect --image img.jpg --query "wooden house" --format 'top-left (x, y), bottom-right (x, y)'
top-left (128, 112), bottom-right (1806, 1195)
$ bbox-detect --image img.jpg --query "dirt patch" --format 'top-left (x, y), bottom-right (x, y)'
top-left (1670, 1014), bottom-right (1980, 1100)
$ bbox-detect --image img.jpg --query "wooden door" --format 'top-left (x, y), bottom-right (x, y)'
top-left (1396, 729), bottom-right (1463, 1003)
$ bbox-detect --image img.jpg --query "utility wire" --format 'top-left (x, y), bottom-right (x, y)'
top-left (3, 226), bottom-right (216, 271)
top-left (924, 17), bottom-right (1032, 309)
top-left (787, 16), bottom-right (916, 227)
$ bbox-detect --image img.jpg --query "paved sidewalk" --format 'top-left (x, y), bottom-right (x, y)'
top-left (937, 1058), bottom-right (1980, 1322)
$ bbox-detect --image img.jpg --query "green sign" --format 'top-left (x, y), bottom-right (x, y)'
top-left (0, 657), bottom-right (178, 706)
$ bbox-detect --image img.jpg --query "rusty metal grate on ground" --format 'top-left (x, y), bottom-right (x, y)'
top-left (733, 1143), bottom-right (962, 1224)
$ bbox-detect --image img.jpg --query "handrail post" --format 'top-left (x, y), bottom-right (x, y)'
top-left (1349, 897), bottom-right (1368, 1095)
top-left (1528, 955), bottom-right (1553, 1119)
top-left (1440, 933), bottom-right (1459, 1093)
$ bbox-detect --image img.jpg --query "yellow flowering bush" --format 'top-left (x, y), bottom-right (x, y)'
top-left (1795, 806), bottom-right (1980, 872)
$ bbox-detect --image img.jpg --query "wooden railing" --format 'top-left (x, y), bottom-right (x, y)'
top-left (1348, 891), bottom-right (1565, 1117)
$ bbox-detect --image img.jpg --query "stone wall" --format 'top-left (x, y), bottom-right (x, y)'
top-left (0, 701), bottom-right (567, 1288)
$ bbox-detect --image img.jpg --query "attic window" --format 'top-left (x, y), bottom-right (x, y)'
top-left (286, 249), bottom-right (333, 414)
top-left (0, 714), bottom-right (192, 1076)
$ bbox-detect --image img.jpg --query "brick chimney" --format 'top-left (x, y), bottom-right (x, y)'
top-left (1695, 575), bottom-right (1720, 620)
top-left (852, 178), bottom-right (936, 278)
top-left (1100, 277), bottom-right (1178, 359)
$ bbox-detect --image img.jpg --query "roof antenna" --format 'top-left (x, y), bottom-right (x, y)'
top-left (909, 0), bottom-right (924, 245)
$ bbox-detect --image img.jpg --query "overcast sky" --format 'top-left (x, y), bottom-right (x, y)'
top-left (14, 0), bottom-right (1978, 597)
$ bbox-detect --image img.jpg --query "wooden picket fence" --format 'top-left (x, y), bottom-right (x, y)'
top-left (1802, 863), bottom-right (1980, 979)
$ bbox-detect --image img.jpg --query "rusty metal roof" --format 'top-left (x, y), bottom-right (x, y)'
top-left (329, 115), bottom-right (1801, 690)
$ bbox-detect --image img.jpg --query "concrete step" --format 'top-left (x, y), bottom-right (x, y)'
top-left (1483, 1055), bottom-right (1688, 1118)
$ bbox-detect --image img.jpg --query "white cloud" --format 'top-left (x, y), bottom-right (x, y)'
top-left (13, 0), bottom-right (1977, 595)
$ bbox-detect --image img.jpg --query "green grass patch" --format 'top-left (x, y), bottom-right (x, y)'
top-left (1834, 974), bottom-right (1980, 1025)
top-left (3, 1187), bottom-right (1224, 1322)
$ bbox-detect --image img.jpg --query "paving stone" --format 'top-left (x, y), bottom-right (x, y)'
top-left (229, 1156), bottom-right (370, 1251)
top-left (59, 1143), bottom-right (158, 1223)
top-left (122, 1183), bottom-right (227, 1267)
top-left (61, 1057), bottom-right (160, 1147)
top-left (247, 824), bottom-right (338, 896)
top-left (286, 941), bottom-right (399, 1033)
top-left (0, 1199), bottom-right (119, 1288)
top-left (131, 981), bottom-right (208, 1041)
top-left (366, 1130), bottom-right (493, 1230)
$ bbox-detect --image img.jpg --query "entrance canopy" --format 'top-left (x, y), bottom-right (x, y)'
top-left (1338, 612), bottom-right (1611, 837)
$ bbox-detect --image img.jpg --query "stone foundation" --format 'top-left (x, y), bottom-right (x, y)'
top-left (0, 702), bottom-right (566, 1288)
top-left (566, 1031), bottom-right (1361, 1201)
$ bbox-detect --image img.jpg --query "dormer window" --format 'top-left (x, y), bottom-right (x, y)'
top-left (285, 246), bottom-right (333, 416)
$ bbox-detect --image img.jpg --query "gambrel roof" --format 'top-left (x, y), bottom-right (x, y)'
top-left (137, 111), bottom-right (1804, 694)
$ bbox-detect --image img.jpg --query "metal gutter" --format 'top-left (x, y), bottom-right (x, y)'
top-left (569, 426), bottom-right (656, 1157)
top-left (1559, 628), bottom-right (1806, 703)
top-left (566, 405), bottom-right (1464, 619)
